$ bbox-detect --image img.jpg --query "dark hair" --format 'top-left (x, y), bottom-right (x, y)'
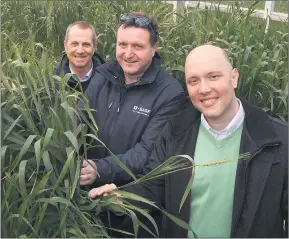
top-left (118, 12), bottom-right (158, 46)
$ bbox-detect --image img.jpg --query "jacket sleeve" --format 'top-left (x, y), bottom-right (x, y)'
top-left (282, 151), bottom-right (288, 237)
top-left (93, 92), bottom-right (186, 186)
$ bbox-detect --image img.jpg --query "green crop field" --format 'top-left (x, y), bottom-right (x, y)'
top-left (1, 1), bottom-right (288, 238)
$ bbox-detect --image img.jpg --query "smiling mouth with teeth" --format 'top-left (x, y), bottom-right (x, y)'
top-left (200, 98), bottom-right (218, 106)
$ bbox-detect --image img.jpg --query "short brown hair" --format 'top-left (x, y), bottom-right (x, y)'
top-left (65, 21), bottom-right (97, 46)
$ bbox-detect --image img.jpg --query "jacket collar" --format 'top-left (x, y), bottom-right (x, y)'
top-left (96, 52), bottom-right (162, 86)
top-left (169, 98), bottom-right (281, 145)
top-left (56, 52), bottom-right (105, 79)
top-left (240, 98), bottom-right (280, 146)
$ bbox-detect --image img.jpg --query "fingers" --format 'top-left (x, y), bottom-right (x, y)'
top-left (80, 174), bottom-right (96, 185)
top-left (80, 159), bottom-right (97, 185)
top-left (81, 166), bottom-right (94, 175)
top-left (82, 159), bottom-right (96, 170)
top-left (88, 184), bottom-right (117, 199)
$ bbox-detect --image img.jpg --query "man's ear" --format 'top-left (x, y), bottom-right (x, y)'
top-left (64, 40), bottom-right (67, 52)
top-left (152, 42), bottom-right (159, 56)
top-left (231, 68), bottom-right (239, 88)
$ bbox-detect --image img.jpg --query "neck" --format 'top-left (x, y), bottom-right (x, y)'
top-left (70, 62), bottom-right (92, 78)
top-left (206, 98), bottom-right (240, 131)
top-left (124, 73), bottom-right (143, 84)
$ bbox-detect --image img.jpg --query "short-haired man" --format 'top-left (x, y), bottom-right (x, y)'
top-left (54, 21), bottom-right (105, 92)
top-left (89, 45), bottom-right (288, 238)
top-left (80, 12), bottom-right (186, 186)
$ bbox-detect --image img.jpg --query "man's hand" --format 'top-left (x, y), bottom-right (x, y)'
top-left (88, 184), bottom-right (117, 198)
top-left (80, 159), bottom-right (98, 185)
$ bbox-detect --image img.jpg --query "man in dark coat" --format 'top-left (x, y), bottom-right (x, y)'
top-left (89, 45), bottom-right (288, 238)
top-left (79, 12), bottom-right (186, 187)
top-left (54, 21), bottom-right (105, 92)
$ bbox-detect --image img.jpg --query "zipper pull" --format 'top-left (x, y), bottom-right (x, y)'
top-left (117, 107), bottom-right (120, 112)
top-left (108, 101), bottom-right (114, 109)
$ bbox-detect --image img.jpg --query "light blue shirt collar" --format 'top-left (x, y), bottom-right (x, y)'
top-left (201, 98), bottom-right (245, 140)
top-left (69, 63), bottom-right (93, 83)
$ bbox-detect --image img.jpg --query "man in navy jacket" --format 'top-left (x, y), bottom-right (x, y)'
top-left (80, 12), bottom-right (186, 187)
top-left (54, 21), bottom-right (105, 92)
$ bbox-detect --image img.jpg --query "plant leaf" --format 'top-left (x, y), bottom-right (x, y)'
top-left (43, 128), bottom-right (54, 149)
top-left (64, 131), bottom-right (79, 152)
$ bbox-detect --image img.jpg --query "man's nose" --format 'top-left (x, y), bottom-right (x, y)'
top-left (124, 46), bottom-right (134, 58)
top-left (199, 80), bottom-right (212, 94)
top-left (76, 45), bottom-right (84, 53)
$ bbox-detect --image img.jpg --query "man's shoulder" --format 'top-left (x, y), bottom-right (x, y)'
top-left (54, 55), bottom-right (69, 75)
top-left (268, 116), bottom-right (288, 142)
top-left (268, 115), bottom-right (287, 128)
top-left (164, 102), bottom-right (200, 136)
top-left (152, 67), bottom-right (185, 98)
top-left (241, 98), bottom-right (287, 144)
top-left (92, 52), bottom-right (105, 66)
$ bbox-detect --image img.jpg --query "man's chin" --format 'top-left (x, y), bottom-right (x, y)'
top-left (72, 63), bottom-right (88, 69)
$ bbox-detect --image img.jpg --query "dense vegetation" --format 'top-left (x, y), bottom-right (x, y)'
top-left (1, 1), bottom-right (288, 238)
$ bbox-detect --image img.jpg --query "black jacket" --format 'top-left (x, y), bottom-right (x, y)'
top-left (84, 53), bottom-right (186, 186)
top-left (54, 52), bottom-right (105, 92)
top-left (124, 99), bottom-right (288, 238)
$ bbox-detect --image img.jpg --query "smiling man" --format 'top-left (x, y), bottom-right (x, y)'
top-left (80, 12), bottom-right (186, 187)
top-left (54, 21), bottom-right (105, 92)
top-left (89, 44), bottom-right (288, 238)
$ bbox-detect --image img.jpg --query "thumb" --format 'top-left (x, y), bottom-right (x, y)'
top-left (82, 160), bottom-right (89, 167)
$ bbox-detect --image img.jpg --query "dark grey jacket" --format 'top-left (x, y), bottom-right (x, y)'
top-left (124, 99), bottom-right (288, 238)
top-left (84, 53), bottom-right (186, 186)
top-left (54, 52), bottom-right (105, 92)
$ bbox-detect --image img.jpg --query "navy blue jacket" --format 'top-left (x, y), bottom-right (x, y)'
top-left (84, 53), bottom-right (186, 186)
top-left (54, 52), bottom-right (105, 92)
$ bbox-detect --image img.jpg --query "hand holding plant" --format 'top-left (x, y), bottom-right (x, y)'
top-left (80, 159), bottom-right (98, 185)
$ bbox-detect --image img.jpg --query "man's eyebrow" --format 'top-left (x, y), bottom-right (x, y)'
top-left (207, 71), bottom-right (222, 74)
top-left (186, 76), bottom-right (199, 80)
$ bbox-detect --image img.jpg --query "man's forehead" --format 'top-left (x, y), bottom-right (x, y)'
top-left (117, 27), bottom-right (149, 42)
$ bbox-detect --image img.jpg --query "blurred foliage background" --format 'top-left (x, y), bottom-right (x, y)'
top-left (2, 0), bottom-right (288, 120)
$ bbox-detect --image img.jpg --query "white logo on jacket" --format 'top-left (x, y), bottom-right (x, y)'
top-left (133, 106), bottom-right (151, 116)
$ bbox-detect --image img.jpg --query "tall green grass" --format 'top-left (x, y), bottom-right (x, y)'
top-left (2, 50), bottom-right (192, 238)
top-left (2, 0), bottom-right (287, 120)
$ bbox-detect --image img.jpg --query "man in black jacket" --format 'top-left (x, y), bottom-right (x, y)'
top-left (54, 21), bottom-right (105, 92)
top-left (89, 45), bottom-right (288, 238)
top-left (79, 12), bottom-right (186, 187)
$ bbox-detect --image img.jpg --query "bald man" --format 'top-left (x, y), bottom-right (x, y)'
top-left (88, 45), bottom-right (288, 238)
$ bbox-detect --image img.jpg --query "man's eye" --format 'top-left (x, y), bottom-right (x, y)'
top-left (209, 75), bottom-right (219, 79)
top-left (71, 43), bottom-right (78, 46)
top-left (135, 45), bottom-right (143, 49)
top-left (188, 79), bottom-right (198, 85)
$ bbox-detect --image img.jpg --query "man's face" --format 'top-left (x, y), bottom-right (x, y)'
top-left (116, 26), bottom-right (158, 79)
top-left (64, 25), bottom-right (96, 73)
top-left (185, 50), bottom-right (239, 123)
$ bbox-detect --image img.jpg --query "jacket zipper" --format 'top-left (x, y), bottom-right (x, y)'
top-left (108, 100), bottom-right (114, 109)
top-left (232, 142), bottom-right (280, 237)
top-left (108, 84), bottom-right (127, 136)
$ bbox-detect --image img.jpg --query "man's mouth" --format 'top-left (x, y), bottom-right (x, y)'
top-left (124, 59), bottom-right (137, 63)
top-left (200, 97), bottom-right (218, 107)
top-left (74, 55), bottom-right (87, 59)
